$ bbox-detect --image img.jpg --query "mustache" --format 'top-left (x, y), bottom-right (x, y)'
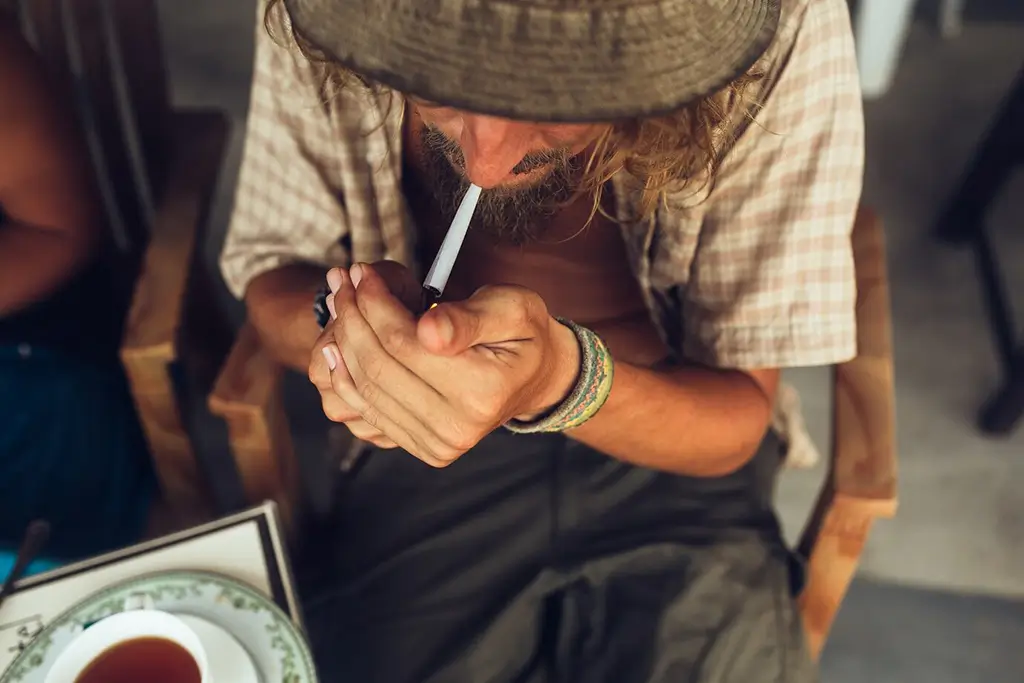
top-left (417, 122), bottom-right (582, 245)
top-left (421, 125), bottom-right (571, 178)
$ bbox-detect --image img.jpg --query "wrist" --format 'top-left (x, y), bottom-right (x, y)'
top-left (507, 318), bottom-right (614, 434)
top-left (518, 319), bottom-right (580, 421)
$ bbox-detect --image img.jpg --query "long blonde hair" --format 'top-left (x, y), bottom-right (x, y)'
top-left (265, 0), bottom-right (764, 220)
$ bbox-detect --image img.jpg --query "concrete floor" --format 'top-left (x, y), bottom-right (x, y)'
top-left (159, 1), bottom-right (1024, 679)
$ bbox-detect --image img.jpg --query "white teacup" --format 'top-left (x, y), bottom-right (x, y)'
top-left (44, 609), bottom-right (209, 683)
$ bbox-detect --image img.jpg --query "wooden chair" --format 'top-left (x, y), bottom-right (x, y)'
top-left (796, 206), bottom-right (899, 659)
top-left (13, 0), bottom-right (233, 524)
top-left (208, 322), bottom-right (302, 531)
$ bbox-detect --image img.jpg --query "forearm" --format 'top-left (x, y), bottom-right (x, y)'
top-left (244, 263), bottom-right (327, 373)
top-left (568, 361), bottom-right (777, 477)
top-left (0, 221), bottom-right (95, 316)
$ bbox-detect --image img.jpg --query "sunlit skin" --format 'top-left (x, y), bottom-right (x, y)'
top-left (307, 98), bottom-right (779, 475)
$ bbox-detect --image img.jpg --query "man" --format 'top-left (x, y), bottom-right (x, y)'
top-left (222, 0), bottom-right (863, 680)
top-left (0, 13), bottom-right (155, 559)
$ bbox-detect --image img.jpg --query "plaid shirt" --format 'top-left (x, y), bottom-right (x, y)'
top-left (222, 0), bottom-right (864, 371)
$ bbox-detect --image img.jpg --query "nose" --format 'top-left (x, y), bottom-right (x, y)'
top-left (458, 115), bottom-right (534, 189)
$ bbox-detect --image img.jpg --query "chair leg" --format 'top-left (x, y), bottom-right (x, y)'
top-left (963, 167), bottom-right (1024, 436)
top-left (854, 0), bottom-right (918, 99)
top-left (978, 350), bottom-right (1024, 436)
top-left (936, 68), bottom-right (1024, 244)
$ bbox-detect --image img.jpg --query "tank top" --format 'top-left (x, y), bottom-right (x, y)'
top-left (0, 207), bottom-right (124, 361)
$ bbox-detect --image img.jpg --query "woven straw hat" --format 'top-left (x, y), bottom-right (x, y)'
top-left (283, 0), bottom-right (781, 122)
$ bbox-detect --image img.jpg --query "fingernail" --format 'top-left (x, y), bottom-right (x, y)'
top-left (326, 293), bottom-right (337, 320)
top-left (322, 345), bottom-right (338, 370)
top-left (350, 263), bottom-right (364, 288)
top-left (326, 268), bottom-right (344, 294)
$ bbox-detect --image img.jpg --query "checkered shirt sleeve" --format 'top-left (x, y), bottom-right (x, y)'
top-left (679, 0), bottom-right (864, 369)
top-left (219, 2), bottom-right (351, 299)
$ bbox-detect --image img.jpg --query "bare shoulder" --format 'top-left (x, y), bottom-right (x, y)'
top-left (0, 16), bottom-right (46, 107)
top-left (0, 13), bottom-right (100, 239)
top-left (0, 16), bottom-right (61, 141)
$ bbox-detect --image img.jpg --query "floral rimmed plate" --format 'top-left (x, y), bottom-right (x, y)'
top-left (0, 570), bottom-right (317, 683)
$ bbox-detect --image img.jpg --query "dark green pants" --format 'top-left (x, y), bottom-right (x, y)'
top-left (305, 429), bottom-right (815, 683)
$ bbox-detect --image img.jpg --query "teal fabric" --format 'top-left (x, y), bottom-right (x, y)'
top-left (0, 344), bottom-right (156, 560)
top-left (0, 551), bottom-right (61, 578)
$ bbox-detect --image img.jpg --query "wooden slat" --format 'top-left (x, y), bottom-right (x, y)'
top-left (121, 111), bottom-right (227, 511)
top-left (833, 206), bottom-right (899, 510)
top-left (796, 206), bottom-right (900, 659)
top-left (122, 111), bottom-right (226, 355)
top-left (798, 495), bottom-right (877, 660)
top-left (209, 323), bottom-right (298, 531)
top-left (209, 323), bottom-right (284, 415)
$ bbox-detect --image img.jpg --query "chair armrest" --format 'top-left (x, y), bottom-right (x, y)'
top-left (209, 322), bottom-right (284, 417)
top-left (797, 206), bottom-right (899, 659)
top-left (208, 322), bottom-right (299, 530)
top-left (831, 205), bottom-right (899, 512)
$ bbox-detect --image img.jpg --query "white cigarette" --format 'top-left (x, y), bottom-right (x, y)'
top-left (422, 183), bottom-right (482, 296)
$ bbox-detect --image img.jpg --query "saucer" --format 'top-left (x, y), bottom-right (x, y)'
top-left (176, 615), bottom-right (260, 683)
top-left (0, 571), bottom-right (316, 683)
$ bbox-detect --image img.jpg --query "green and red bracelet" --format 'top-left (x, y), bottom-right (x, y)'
top-left (505, 318), bottom-right (614, 434)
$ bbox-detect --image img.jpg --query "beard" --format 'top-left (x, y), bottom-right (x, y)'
top-left (415, 124), bottom-right (583, 245)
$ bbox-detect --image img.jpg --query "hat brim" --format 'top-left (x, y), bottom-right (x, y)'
top-left (284, 0), bottom-right (780, 123)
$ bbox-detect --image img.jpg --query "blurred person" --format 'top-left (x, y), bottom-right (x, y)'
top-left (0, 15), bottom-right (155, 560)
top-left (222, 0), bottom-right (863, 680)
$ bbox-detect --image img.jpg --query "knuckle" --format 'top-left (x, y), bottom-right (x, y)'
top-left (308, 350), bottom-right (329, 387)
top-left (321, 396), bottom-right (355, 423)
top-left (437, 419), bottom-right (481, 456)
top-left (329, 363), bottom-right (355, 397)
top-left (427, 457), bottom-right (455, 469)
top-left (379, 327), bottom-right (407, 357)
top-left (422, 442), bottom-right (460, 468)
top-left (514, 289), bottom-right (548, 328)
top-left (357, 351), bottom-right (385, 386)
top-left (357, 376), bottom-right (382, 407)
top-left (508, 301), bottom-right (533, 331)
top-left (466, 390), bottom-right (504, 423)
top-left (467, 371), bottom-right (513, 418)
top-left (361, 405), bottom-right (382, 430)
top-left (348, 420), bottom-right (380, 440)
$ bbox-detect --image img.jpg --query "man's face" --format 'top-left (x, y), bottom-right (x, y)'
top-left (409, 98), bottom-right (608, 243)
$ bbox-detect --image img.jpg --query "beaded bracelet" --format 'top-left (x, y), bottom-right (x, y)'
top-left (505, 318), bottom-right (614, 434)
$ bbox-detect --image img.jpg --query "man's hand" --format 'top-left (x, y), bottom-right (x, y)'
top-left (309, 262), bottom-right (579, 467)
top-left (309, 260), bottom-right (423, 449)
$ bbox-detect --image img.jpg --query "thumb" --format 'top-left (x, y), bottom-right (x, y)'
top-left (417, 285), bottom-right (541, 355)
top-left (418, 304), bottom-right (479, 355)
